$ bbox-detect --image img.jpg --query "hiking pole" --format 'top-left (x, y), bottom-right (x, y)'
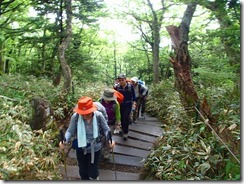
top-left (111, 147), bottom-right (117, 180)
top-left (59, 128), bottom-right (68, 179)
top-left (107, 131), bottom-right (117, 180)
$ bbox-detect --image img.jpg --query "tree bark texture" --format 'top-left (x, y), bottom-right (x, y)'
top-left (166, 3), bottom-right (239, 156)
top-left (166, 3), bottom-right (215, 120)
top-left (30, 97), bottom-right (52, 131)
top-left (147, 0), bottom-right (161, 84)
top-left (0, 43), bottom-right (3, 74)
top-left (167, 25), bottom-right (198, 112)
top-left (166, 2), bottom-right (199, 114)
top-left (58, 0), bottom-right (72, 93)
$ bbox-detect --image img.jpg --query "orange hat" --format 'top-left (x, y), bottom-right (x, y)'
top-left (74, 96), bottom-right (97, 115)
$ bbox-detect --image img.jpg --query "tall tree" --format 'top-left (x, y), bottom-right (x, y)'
top-left (129, 0), bottom-right (165, 84)
top-left (166, 2), bottom-right (198, 114)
top-left (58, 0), bottom-right (72, 93)
top-left (166, 1), bottom-right (239, 157)
top-left (145, 0), bottom-right (163, 84)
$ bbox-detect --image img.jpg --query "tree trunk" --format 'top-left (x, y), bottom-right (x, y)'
top-left (152, 21), bottom-right (160, 84)
top-left (166, 2), bottom-right (216, 121)
top-left (131, 0), bottom-right (164, 84)
top-left (166, 2), bottom-right (239, 157)
top-left (0, 43), bottom-right (3, 74)
top-left (57, 0), bottom-right (72, 94)
top-left (146, 0), bottom-right (163, 84)
top-left (166, 3), bottom-right (198, 116)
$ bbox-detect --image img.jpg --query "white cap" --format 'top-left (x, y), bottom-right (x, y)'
top-left (131, 77), bottom-right (138, 83)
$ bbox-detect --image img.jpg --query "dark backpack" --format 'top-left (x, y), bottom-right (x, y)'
top-left (114, 82), bottom-right (133, 98)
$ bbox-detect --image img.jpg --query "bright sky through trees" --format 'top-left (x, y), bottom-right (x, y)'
top-left (99, 0), bottom-right (172, 46)
top-left (98, 0), bottom-right (140, 43)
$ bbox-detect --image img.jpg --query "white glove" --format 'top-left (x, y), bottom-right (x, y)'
top-left (114, 122), bottom-right (121, 134)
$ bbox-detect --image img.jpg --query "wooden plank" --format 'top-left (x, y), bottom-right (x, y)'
top-left (129, 123), bottom-right (163, 137)
top-left (142, 116), bottom-right (159, 121)
top-left (99, 169), bottom-right (140, 180)
top-left (137, 119), bottom-right (162, 126)
top-left (103, 154), bottom-right (145, 167)
top-left (59, 165), bottom-right (140, 180)
top-left (68, 148), bottom-right (145, 167)
top-left (68, 145), bottom-right (150, 159)
top-left (128, 131), bottom-right (158, 143)
top-left (113, 145), bottom-right (150, 158)
top-left (136, 121), bottom-right (162, 127)
top-left (68, 149), bottom-right (77, 158)
top-left (113, 135), bottom-right (153, 150)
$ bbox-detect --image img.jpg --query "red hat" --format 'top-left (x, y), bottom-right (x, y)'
top-left (74, 96), bottom-right (97, 115)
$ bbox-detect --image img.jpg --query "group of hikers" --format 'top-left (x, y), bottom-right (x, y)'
top-left (59, 73), bottom-right (149, 180)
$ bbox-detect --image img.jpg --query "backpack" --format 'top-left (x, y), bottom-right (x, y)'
top-left (114, 90), bottom-right (124, 104)
top-left (138, 80), bottom-right (145, 86)
top-left (114, 83), bottom-right (134, 102)
top-left (114, 82), bottom-right (133, 93)
top-left (72, 111), bottom-right (105, 149)
top-left (138, 83), bottom-right (148, 97)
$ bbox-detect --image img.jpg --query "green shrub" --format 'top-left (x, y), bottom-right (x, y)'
top-left (142, 79), bottom-right (240, 180)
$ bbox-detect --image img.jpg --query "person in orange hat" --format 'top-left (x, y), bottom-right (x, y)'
top-left (59, 96), bottom-right (115, 180)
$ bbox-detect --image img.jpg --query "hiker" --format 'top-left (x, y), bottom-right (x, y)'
top-left (131, 77), bottom-right (148, 120)
top-left (114, 74), bottom-right (136, 141)
top-left (73, 97), bottom-right (109, 123)
top-left (59, 96), bottom-right (115, 180)
top-left (98, 88), bottom-right (121, 134)
top-left (98, 88), bottom-right (121, 159)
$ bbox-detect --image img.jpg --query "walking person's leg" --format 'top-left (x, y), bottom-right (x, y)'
top-left (76, 148), bottom-right (89, 180)
top-left (132, 98), bottom-right (139, 123)
top-left (120, 104), bottom-right (126, 135)
top-left (87, 150), bottom-right (101, 180)
top-left (140, 97), bottom-right (146, 118)
top-left (136, 98), bottom-right (141, 118)
top-left (122, 104), bottom-right (132, 140)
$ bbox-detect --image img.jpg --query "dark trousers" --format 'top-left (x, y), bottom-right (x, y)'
top-left (120, 103), bottom-right (132, 134)
top-left (76, 148), bottom-right (101, 180)
top-left (140, 98), bottom-right (146, 114)
top-left (133, 98), bottom-right (141, 120)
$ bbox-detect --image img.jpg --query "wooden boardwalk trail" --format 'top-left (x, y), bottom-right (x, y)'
top-left (59, 115), bottom-right (163, 180)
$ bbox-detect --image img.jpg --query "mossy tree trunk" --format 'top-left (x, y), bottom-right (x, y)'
top-left (58, 0), bottom-right (72, 94)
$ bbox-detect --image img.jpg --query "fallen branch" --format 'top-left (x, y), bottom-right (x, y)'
top-left (0, 95), bottom-right (19, 101)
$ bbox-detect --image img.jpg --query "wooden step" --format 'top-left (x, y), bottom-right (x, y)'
top-left (59, 165), bottom-right (140, 180)
top-left (129, 123), bottom-right (163, 137)
top-left (113, 145), bottom-right (150, 158)
top-left (128, 131), bottom-right (158, 143)
top-left (141, 116), bottom-right (159, 121)
top-left (136, 118), bottom-right (162, 126)
top-left (68, 150), bottom-right (145, 167)
top-left (68, 145), bottom-right (150, 158)
top-left (112, 135), bottom-right (153, 150)
top-left (103, 154), bottom-right (145, 167)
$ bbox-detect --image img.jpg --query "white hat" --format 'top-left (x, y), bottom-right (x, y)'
top-left (131, 77), bottom-right (138, 83)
